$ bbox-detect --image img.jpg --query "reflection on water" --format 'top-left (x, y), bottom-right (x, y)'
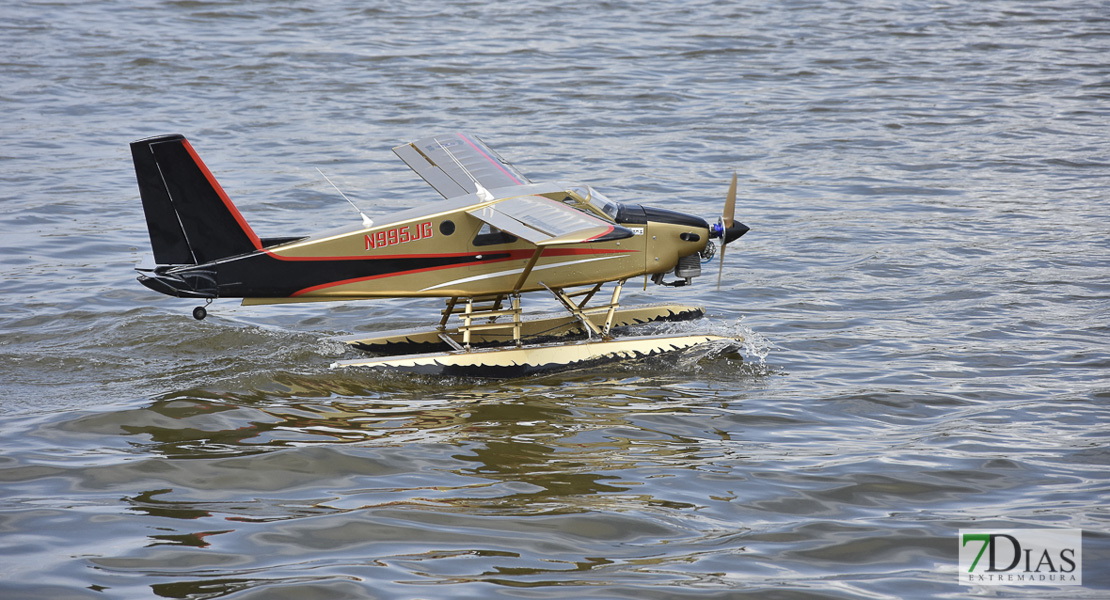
top-left (37, 372), bottom-right (770, 597)
top-left (6, 349), bottom-right (1108, 597)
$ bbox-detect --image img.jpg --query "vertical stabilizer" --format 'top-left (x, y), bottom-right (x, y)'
top-left (130, 135), bottom-right (261, 265)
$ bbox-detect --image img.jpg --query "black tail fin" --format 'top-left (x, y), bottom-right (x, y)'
top-left (131, 134), bottom-right (262, 265)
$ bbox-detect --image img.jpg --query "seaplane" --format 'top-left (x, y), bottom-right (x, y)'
top-left (130, 132), bottom-right (749, 377)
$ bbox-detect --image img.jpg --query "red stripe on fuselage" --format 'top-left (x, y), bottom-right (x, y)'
top-left (287, 247), bottom-right (636, 296)
top-left (290, 259), bottom-right (485, 297)
top-left (265, 250), bottom-right (493, 262)
top-left (266, 247), bottom-right (630, 262)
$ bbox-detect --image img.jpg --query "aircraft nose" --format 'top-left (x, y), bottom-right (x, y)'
top-left (641, 205), bottom-right (711, 229)
top-left (724, 221), bottom-right (749, 244)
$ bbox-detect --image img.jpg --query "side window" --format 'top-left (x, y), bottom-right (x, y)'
top-left (473, 224), bottom-right (519, 247)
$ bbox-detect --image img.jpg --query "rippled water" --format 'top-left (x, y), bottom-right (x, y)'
top-left (2, 1), bottom-right (1108, 598)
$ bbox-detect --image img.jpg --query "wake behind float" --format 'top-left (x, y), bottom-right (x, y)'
top-left (130, 132), bottom-right (749, 377)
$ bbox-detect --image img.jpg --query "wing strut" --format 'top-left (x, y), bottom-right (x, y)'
top-left (512, 248), bottom-right (545, 293)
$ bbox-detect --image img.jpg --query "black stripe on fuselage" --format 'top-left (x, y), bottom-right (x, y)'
top-left (162, 250), bottom-right (513, 298)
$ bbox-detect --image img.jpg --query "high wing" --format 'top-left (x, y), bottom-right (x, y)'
top-left (393, 132), bottom-right (532, 199)
top-left (468, 195), bottom-right (633, 246)
top-left (394, 132), bottom-right (631, 245)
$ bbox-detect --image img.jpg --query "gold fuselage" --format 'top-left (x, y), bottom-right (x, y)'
top-left (133, 134), bottom-right (740, 309)
top-left (240, 184), bottom-right (710, 303)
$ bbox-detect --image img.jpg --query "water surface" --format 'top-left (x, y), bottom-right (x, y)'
top-left (2, 1), bottom-right (1108, 598)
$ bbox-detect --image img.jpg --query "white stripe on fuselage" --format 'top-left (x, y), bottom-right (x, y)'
top-left (420, 254), bottom-right (630, 292)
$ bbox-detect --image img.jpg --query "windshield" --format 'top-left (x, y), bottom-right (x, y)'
top-left (586, 185), bottom-right (621, 219)
top-left (565, 185), bottom-right (622, 221)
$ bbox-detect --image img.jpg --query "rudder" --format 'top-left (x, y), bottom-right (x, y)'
top-left (131, 134), bottom-right (262, 265)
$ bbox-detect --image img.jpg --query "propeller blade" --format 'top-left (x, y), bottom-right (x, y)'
top-left (716, 239), bottom-right (726, 290)
top-left (717, 172), bottom-right (737, 290)
top-left (723, 171), bottom-right (737, 229)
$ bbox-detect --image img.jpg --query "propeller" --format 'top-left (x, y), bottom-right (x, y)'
top-left (713, 172), bottom-right (749, 290)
